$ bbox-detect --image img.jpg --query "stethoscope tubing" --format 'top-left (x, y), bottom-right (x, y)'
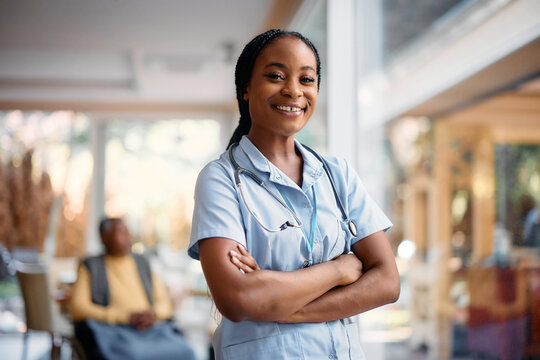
top-left (301, 145), bottom-right (358, 238)
top-left (230, 144), bottom-right (303, 232)
top-left (228, 142), bottom-right (358, 238)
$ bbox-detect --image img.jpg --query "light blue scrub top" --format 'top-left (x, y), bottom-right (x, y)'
top-left (189, 136), bottom-right (392, 360)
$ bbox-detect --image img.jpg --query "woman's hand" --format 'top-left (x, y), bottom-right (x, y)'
top-left (331, 253), bottom-right (363, 286)
top-left (229, 244), bottom-right (260, 273)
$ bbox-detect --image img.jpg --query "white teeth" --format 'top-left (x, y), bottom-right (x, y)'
top-left (276, 105), bottom-right (301, 112)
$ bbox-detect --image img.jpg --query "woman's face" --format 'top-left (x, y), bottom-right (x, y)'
top-left (244, 36), bottom-right (318, 139)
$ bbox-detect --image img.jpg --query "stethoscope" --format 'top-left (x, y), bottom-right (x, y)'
top-left (228, 142), bottom-right (358, 239)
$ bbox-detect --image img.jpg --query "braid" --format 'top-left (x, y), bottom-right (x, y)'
top-left (226, 29), bottom-right (322, 149)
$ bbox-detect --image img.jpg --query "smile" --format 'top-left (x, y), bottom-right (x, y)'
top-left (274, 105), bottom-right (304, 112)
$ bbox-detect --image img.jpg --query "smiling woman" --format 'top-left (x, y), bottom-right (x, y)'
top-left (189, 29), bottom-right (400, 360)
top-left (244, 36), bottom-right (318, 146)
top-left (227, 29), bottom-right (321, 149)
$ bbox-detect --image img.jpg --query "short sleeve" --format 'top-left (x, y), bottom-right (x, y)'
top-left (188, 161), bottom-right (247, 260)
top-left (343, 159), bottom-right (392, 245)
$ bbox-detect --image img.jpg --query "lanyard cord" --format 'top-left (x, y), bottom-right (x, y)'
top-left (277, 185), bottom-right (317, 266)
top-left (229, 143), bottom-right (303, 232)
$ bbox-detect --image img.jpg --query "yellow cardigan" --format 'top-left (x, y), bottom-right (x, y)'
top-left (69, 255), bottom-right (173, 324)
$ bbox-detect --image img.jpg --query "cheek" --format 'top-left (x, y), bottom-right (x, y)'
top-left (306, 95), bottom-right (317, 113)
top-left (310, 96), bottom-right (317, 108)
top-left (309, 89), bottom-right (318, 104)
top-left (248, 97), bottom-right (268, 117)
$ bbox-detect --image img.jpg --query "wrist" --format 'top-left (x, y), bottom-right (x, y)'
top-left (329, 260), bottom-right (347, 286)
top-left (279, 308), bottom-right (305, 323)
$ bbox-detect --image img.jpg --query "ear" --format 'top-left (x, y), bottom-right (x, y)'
top-left (243, 85), bottom-right (249, 101)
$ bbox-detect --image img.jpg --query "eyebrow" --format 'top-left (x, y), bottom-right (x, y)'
top-left (264, 62), bottom-right (315, 72)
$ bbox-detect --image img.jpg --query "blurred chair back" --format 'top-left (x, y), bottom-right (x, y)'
top-left (15, 261), bottom-right (85, 359)
top-left (16, 261), bottom-right (53, 332)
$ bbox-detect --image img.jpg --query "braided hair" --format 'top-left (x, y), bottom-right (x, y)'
top-left (226, 29), bottom-right (321, 149)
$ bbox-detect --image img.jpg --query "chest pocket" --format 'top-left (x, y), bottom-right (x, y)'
top-left (325, 218), bottom-right (348, 260)
top-left (246, 224), bottom-right (304, 271)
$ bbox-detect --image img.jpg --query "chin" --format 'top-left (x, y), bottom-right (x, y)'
top-left (272, 125), bottom-right (304, 137)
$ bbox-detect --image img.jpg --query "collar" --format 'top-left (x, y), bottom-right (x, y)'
top-left (237, 135), bottom-right (324, 190)
top-left (238, 135), bottom-right (271, 174)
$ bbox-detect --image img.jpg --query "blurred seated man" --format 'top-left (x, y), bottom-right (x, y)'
top-left (69, 217), bottom-right (196, 360)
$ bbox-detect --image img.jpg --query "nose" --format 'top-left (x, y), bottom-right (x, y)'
top-left (281, 79), bottom-right (302, 98)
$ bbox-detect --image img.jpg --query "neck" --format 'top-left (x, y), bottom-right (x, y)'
top-left (247, 131), bottom-right (298, 163)
top-left (247, 130), bottom-right (304, 187)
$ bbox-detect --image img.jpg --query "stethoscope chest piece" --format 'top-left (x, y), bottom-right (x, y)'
top-left (347, 220), bottom-right (358, 238)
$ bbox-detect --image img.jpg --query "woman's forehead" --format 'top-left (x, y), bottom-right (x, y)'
top-left (256, 36), bottom-right (316, 70)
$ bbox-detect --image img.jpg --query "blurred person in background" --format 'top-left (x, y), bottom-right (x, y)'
top-left (69, 217), bottom-right (195, 360)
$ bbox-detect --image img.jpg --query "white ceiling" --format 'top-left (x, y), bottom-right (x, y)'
top-left (0, 0), bottom-right (304, 111)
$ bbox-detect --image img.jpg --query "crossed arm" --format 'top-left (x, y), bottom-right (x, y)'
top-left (198, 230), bottom-right (400, 323)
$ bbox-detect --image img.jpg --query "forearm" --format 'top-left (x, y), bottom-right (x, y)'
top-left (218, 261), bottom-right (348, 322)
top-left (283, 232), bottom-right (400, 323)
top-left (281, 263), bottom-right (400, 323)
top-left (200, 238), bottom-right (359, 323)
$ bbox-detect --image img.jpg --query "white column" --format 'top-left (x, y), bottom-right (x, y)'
top-left (86, 117), bottom-right (106, 255)
top-left (351, 2), bottom-right (387, 360)
top-left (326, 0), bottom-right (356, 163)
top-left (355, 0), bottom-right (386, 205)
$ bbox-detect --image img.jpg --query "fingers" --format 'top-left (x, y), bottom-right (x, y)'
top-left (229, 245), bottom-right (260, 273)
top-left (332, 253), bottom-right (364, 285)
top-left (237, 245), bottom-right (260, 270)
top-left (229, 250), bottom-right (255, 273)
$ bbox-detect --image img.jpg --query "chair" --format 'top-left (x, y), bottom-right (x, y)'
top-left (16, 261), bottom-right (85, 360)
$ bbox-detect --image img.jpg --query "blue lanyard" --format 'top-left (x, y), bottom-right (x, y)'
top-left (277, 185), bottom-right (317, 266)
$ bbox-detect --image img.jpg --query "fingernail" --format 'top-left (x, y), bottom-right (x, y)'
top-left (232, 257), bottom-right (240, 263)
top-left (230, 250), bottom-right (239, 257)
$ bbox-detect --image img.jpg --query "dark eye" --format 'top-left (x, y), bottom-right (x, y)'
top-left (265, 73), bottom-right (284, 80)
top-left (301, 76), bottom-right (315, 84)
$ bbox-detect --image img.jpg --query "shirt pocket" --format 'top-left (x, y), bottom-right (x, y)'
top-left (246, 227), bottom-right (304, 271)
top-left (345, 320), bottom-right (366, 360)
top-left (327, 218), bottom-right (348, 260)
top-left (223, 331), bottom-right (304, 360)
